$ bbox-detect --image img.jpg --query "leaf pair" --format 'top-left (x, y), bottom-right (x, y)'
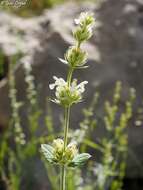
top-left (59, 58), bottom-right (89, 69)
top-left (41, 144), bottom-right (91, 167)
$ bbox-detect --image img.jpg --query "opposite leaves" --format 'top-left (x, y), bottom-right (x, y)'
top-left (41, 143), bottom-right (91, 168)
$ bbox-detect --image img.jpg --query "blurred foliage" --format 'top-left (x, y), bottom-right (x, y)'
top-left (0, 55), bottom-right (56, 189)
top-left (12, 0), bottom-right (66, 17)
top-left (0, 0), bottom-right (98, 17)
top-left (0, 53), bottom-right (137, 190)
top-left (0, 0), bottom-right (62, 16)
top-left (68, 82), bottom-right (136, 190)
top-left (0, 51), bottom-right (4, 77)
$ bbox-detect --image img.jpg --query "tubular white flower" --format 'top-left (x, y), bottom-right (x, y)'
top-left (76, 81), bottom-right (88, 94)
top-left (49, 76), bottom-right (67, 90)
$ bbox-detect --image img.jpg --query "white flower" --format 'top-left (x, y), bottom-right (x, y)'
top-left (75, 12), bottom-right (90, 24)
top-left (49, 76), bottom-right (88, 106)
top-left (76, 81), bottom-right (88, 93)
top-left (49, 76), bottom-right (67, 90)
top-left (75, 12), bottom-right (95, 28)
top-left (65, 141), bottom-right (78, 160)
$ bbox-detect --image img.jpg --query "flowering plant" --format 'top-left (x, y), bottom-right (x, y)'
top-left (41, 12), bottom-right (95, 190)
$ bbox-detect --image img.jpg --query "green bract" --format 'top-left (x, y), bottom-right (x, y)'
top-left (73, 26), bottom-right (92, 44)
top-left (65, 46), bottom-right (87, 67)
top-left (53, 138), bottom-right (64, 153)
top-left (65, 142), bottom-right (78, 161)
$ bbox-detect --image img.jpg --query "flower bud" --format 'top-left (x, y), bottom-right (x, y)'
top-left (65, 46), bottom-right (87, 67)
top-left (53, 138), bottom-right (64, 154)
top-left (74, 12), bottom-right (95, 44)
top-left (74, 27), bottom-right (92, 44)
top-left (65, 142), bottom-right (78, 161)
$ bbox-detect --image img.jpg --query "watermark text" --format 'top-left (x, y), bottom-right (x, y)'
top-left (0, 0), bottom-right (28, 8)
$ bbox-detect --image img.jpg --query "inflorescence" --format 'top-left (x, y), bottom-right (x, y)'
top-left (41, 11), bottom-right (95, 174)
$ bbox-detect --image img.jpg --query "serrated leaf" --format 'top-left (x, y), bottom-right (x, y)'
top-left (41, 144), bottom-right (55, 163)
top-left (69, 153), bottom-right (91, 167)
top-left (58, 58), bottom-right (68, 65)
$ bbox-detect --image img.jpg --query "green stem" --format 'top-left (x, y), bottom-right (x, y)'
top-left (61, 107), bottom-right (70, 190)
top-left (76, 41), bottom-right (81, 49)
top-left (63, 107), bottom-right (70, 150)
top-left (67, 67), bottom-right (73, 87)
top-left (61, 165), bottom-right (66, 190)
top-left (61, 67), bottom-right (73, 190)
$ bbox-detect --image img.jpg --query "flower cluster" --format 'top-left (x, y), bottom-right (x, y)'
top-left (53, 139), bottom-right (78, 163)
top-left (64, 46), bottom-right (87, 68)
top-left (41, 138), bottom-right (91, 167)
top-left (74, 12), bottom-right (95, 44)
top-left (59, 12), bottom-right (95, 69)
top-left (49, 76), bottom-right (88, 107)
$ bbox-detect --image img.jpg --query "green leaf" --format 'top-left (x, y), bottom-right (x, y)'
top-left (41, 144), bottom-right (55, 163)
top-left (69, 153), bottom-right (91, 167)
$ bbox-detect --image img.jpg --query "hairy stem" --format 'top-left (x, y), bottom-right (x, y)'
top-left (63, 107), bottom-right (71, 150)
top-left (61, 67), bottom-right (73, 190)
top-left (67, 67), bottom-right (73, 87)
top-left (61, 165), bottom-right (66, 190)
top-left (61, 106), bottom-right (70, 190)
